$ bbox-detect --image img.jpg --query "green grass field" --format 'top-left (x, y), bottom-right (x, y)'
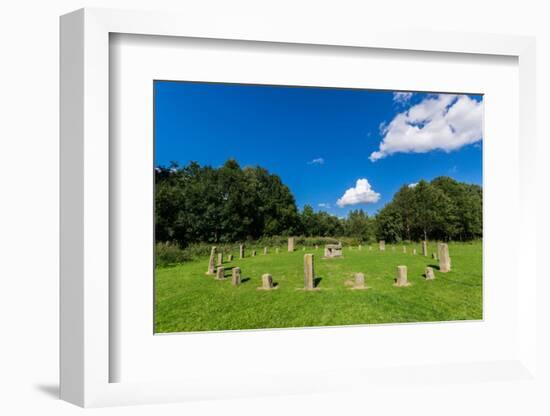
top-left (155, 241), bottom-right (482, 333)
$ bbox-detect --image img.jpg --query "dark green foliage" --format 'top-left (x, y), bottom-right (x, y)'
top-left (156, 160), bottom-right (482, 247)
top-left (375, 177), bottom-right (483, 242)
top-left (156, 160), bottom-right (301, 246)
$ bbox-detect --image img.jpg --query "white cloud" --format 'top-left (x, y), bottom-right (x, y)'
top-left (370, 94), bottom-right (483, 161)
top-left (336, 179), bottom-right (380, 207)
top-left (307, 157), bottom-right (325, 165)
top-left (408, 182), bottom-right (418, 188)
top-left (318, 203), bottom-right (331, 209)
top-left (393, 91), bottom-right (413, 104)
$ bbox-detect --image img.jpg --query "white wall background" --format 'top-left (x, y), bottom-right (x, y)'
top-left (0, 1), bottom-right (548, 415)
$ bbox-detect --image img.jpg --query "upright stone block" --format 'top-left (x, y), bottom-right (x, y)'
top-left (394, 265), bottom-right (409, 287)
top-left (413, 248), bottom-right (417, 255)
top-left (402, 246), bottom-right (407, 254)
top-left (379, 240), bottom-right (385, 251)
top-left (425, 267), bottom-right (435, 280)
top-left (315, 245), bottom-right (319, 250)
top-left (276, 247), bottom-right (280, 254)
top-left (351, 272), bottom-right (368, 290)
top-left (239, 244), bottom-right (245, 259)
top-left (438, 243), bottom-right (451, 273)
top-left (217, 252), bottom-right (223, 266)
top-left (422, 240), bottom-right (428, 256)
top-left (231, 267), bottom-right (241, 286)
top-left (206, 246), bottom-right (217, 275)
top-left (288, 237), bottom-right (295, 252)
top-left (303, 254), bottom-right (315, 290)
top-left (358, 244), bottom-right (362, 251)
top-left (264, 247), bottom-right (268, 255)
top-left (258, 273), bottom-right (275, 290)
top-left (227, 254), bottom-right (233, 262)
top-left (215, 266), bottom-right (225, 280)
top-left (432, 252), bottom-right (437, 260)
top-left (252, 250), bottom-right (256, 257)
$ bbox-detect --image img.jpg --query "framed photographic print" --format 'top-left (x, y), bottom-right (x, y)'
top-left (60, 8), bottom-right (538, 408)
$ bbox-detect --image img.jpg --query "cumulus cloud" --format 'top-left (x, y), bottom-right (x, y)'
top-left (393, 91), bottom-right (413, 104)
top-left (408, 182), bottom-right (418, 188)
top-left (336, 179), bottom-right (380, 207)
top-left (369, 94), bottom-right (483, 162)
top-left (318, 203), bottom-right (331, 209)
top-left (307, 157), bottom-right (325, 165)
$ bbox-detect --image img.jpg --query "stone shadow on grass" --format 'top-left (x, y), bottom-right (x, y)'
top-left (428, 264), bottom-right (440, 270)
top-left (313, 277), bottom-right (323, 288)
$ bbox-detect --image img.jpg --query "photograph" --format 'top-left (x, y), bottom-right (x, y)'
top-left (154, 80), bottom-right (483, 333)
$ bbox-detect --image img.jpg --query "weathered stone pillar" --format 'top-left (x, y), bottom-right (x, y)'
top-left (206, 246), bottom-right (217, 275)
top-left (276, 247), bottom-right (280, 254)
top-left (217, 252), bottom-right (223, 266)
top-left (231, 267), bottom-right (241, 285)
top-left (264, 247), bottom-right (268, 255)
top-left (379, 240), bottom-right (386, 251)
top-left (215, 266), bottom-right (225, 280)
top-left (438, 243), bottom-right (451, 272)
top-left (252, 250), bottom-right (256, 257)
top-left (239, 244), bottom-right (245, 259)
top-left (422, 240), bottom-right (428, 256)
top-left (304, 254), bottom-right (315, 290)
top-left (413, 248), bottom-right (417, 255)
top-left (358, 244), bottom-right (362, 251)
top-left (259, 273), bottom-right (275, 290)
top-left (227, 254), bottom-right (233, 262)
top-left (402, 246), bottom-right (407, 254)
top-left (288, 237), bottom-right (295, 252)
top-left (394, 265), bottom-right (409, 287)
top-left (353, 272), bottom-right (366, 289)
top-left (425, 267), bottom-right (435, 280)
top-left (432, 252), bottom-right (437, 260)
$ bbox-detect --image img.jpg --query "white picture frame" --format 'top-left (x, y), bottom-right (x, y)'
top-left (60, 8), bottom-right (538, 408)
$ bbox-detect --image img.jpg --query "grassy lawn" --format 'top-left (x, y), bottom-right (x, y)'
top-left (155, 241), bottom-right (482, 333)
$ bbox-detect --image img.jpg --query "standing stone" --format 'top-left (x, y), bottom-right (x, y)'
top-left (258, 273), bottom-right (275, 290)
top-left (276, 247), bottom-right (280, 254)
top-left (227, 254), bottom-right (233, 262)
top-left (231, 267), bottom-right (241, 285)
top-left (288, 237), bottom-right (295, 252)
top-left (264, 247), bottom-right (268, 255)
top-left (438, 243), bottom-right (451, 273)
top-left (217, 252), bottom-right (223, 266)
top-left (432, 252), bottom-right (437, 260)
top-left (315, 245), bottom-right (319, 250)
top-left (206, 246), bottom-right (217, 275)
top-left (425, 267), bottom-right (435, 280)
top-left (422, 240), bottom-right (428, 256)
top-left (353, 272), bottom-right (366, 289)
top-left (413, 248), bottom-right (417, 255)
top-left (379, 240), bottom-right (386, 251)
top-left (239, 244), bottom-right (245, 259)
top-left (358, 244), bottom-right (362, 251)
top-left (252, 250), bottom-right (256, 257)
top-left (215, 266), bottom-right (225, 280)
top-left (402, 246), bottom-right (407, 254)
top-left (394, 265), bottom-right (409, 287)
top-left (303, 254), bottom-right (315, 290)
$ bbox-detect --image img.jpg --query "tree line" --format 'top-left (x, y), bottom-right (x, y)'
top-left (156, 160), bottom-right (482, 246)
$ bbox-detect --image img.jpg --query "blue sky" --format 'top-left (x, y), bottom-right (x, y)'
top-left (154, 81), bottom-right (483, 217)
